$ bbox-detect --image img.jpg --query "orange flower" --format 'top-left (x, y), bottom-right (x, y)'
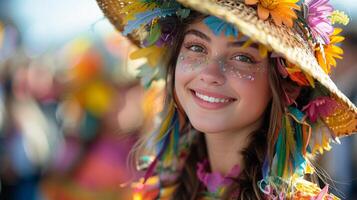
top-left (315, 28), bottom-right (344, 74)
top-left (245, 0), bottom-right (300, 27)
top-left (285, 62), bottom-right (315, 87)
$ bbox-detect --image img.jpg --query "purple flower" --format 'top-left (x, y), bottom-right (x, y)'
top-left (305, 0), bottom-right (334, 44)
top-left (196, 160), bottom-right (240, 193)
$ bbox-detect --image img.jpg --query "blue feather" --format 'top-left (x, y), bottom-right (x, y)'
top-left (276, 125), bottom-right (285, 177)
top-left (173, 112), bottom-right (180, 155)
top-left (203, 16), bottom-right (239, 37)
top-left (262, 157), bottom-right (270, 178)
top-left (288, 107), bottom-right (308, 176)
top-left (289, 106), bottom-right (304, 121)
top-left (123, 8), bottom-right (177, 36)
top-left (155, 108), bottom-right (177, 153)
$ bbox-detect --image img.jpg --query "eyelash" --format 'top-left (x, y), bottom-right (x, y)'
top-left (184, 42), bottom-right (207, 54)
top-left (183, 41), bottom-right (257, 64)
top-left (232, 54), bottom-right (256, 64)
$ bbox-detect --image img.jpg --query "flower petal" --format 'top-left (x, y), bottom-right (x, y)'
top-left (258, 5), bottom-right (270, 20)
top-left (245, 0), bottom-right (258, 5)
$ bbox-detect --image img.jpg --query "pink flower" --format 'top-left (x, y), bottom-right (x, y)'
top-left (197, 160), bottom-right (240, 193)
top-left (302, 96), bottom-right (339, 123)
top-left (305, 0), bottom-right (334, 44)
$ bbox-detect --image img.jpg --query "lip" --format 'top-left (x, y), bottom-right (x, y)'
top-left (190, 89), bottom-right (236, 110)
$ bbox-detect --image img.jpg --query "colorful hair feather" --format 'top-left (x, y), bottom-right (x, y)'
top-left (123, 7), bottom-right (178, 36)
top-left (121, 2), bottom-right (157, 24)
top-left (261, 107), bottom-right (315, 196)
top-left (143, 101), bottom-right (181, 183)
top-left (203, 16), bottom-right (239, 37)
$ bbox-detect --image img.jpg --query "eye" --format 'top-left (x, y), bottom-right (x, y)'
top-left (184, 43), bottom-right (206, 53)
top-left (232, 54), bottom-right (255, 64)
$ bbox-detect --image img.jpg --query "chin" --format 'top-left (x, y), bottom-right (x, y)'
top-left (189, 118), bottom-right (227, 134)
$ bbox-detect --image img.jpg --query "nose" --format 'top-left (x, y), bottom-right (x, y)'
top-left (198, 60), bottom-right (226, 86)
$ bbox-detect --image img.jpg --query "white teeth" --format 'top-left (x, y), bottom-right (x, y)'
top-left (195, 91), bottom-right (230, 103)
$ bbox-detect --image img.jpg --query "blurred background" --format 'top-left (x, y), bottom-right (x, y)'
top-left (0, 0), bottom-right (356, 199)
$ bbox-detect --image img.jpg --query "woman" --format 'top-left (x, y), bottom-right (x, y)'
top-left (96, 0), bottom-right (357, 199)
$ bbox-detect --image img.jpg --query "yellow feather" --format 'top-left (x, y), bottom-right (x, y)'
top-left (121, 2), bottom-right (156, 24)
top-left (154, 101), bottom-right (174, 143)
top-left (242, 38), bottom-right (254, 48)
top-left (258, 44), bottom-right (269, 58)
top-left (130, 46), bottom-right (165, 67)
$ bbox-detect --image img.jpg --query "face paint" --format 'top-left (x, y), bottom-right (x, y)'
top-left (177, 52), bottom-right (266, 81)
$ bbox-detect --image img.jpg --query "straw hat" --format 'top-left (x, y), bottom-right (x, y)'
top-left (96, 0), bottom-right (356, 139)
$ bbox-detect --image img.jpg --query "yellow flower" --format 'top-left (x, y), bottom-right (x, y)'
top-left (330, 10), bottom-right (350, 26)
top-left (315, 28), bottom-right (344, 74)
top-left (245, 0), bottom-right (300, 27)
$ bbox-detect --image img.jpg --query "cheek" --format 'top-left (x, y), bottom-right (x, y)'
top-left (174, 64), bottom-right (193, 108)
top-left (232, 72), bottom-right (271, 112)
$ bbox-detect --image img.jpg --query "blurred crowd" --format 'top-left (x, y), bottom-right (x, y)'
top-left (0, 17), bottom-right (164, 200)
top-left (0, 2), bottom-right (356, 200)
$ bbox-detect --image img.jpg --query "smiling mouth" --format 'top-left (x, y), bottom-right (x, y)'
top-left (190, 89), bottom-right (236, 104)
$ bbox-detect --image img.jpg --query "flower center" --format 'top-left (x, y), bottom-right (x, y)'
top-left (260, 0), bottom-right (279, 10)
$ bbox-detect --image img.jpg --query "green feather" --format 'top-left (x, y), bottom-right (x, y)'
top-left (147, 23), bottom-right (162, 46)
top-left (276, 117), bottom-right (286, 177)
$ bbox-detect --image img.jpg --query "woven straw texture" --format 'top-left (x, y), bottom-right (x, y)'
top-left (96, 0), bottom-right (357, 136)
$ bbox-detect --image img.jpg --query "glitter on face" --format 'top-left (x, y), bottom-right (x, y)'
top-left (177, 53), bottom-right (266, 81)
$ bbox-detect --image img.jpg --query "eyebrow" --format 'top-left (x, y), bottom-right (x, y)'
top-left (184, 29), bottom-right (211, 42)
top-left (227, 41), bottom-right (259, 49)
top-left (184, 29), bottom-right (259, 49)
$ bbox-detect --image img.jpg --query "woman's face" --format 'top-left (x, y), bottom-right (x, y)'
top-left (174, 20), bottom-right (272, 134)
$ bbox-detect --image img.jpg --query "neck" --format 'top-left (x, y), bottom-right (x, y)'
top-left (204, 120), bottom-right (263, 175)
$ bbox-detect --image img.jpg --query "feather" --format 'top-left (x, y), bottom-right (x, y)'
top-left (146, 23), bottom-right (162, 46)
top-left (130, 45), bottom-right (166, 67)
top-left (173, 115), bottom-right (180, 155)
top-left (123, 8), bottom-right (177, 36)
top-left (154, 101), bottom-right (175, 143)
top-left (143, 104), bottom-right (178, 183)
top-left (144, 129), bottom-right (170, 183)
top-left (121, 2), bottom-right (155, 23)
top-left (276, 119), bottom-right (286, 178)
top-left (262, 157), bottom-right (270, 178)
top-left (203, 16), bottom-right (239, 37)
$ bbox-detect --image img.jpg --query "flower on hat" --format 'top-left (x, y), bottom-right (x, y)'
top-left (245, 0), bottom-right (300, 27)
top-left (305, 0), bottom-right (334, 44)
top-left (302, 96), bottom-right (339, 123)
top-left (284, 61), bottom-right (315, 87)
top-left (330, 10), bottom-right (350, 26)
top-left (315, 28), bottom-right (344, 74)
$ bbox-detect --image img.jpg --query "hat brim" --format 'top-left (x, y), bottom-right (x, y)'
top-left (96, 0), bottom-right (357, 137)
